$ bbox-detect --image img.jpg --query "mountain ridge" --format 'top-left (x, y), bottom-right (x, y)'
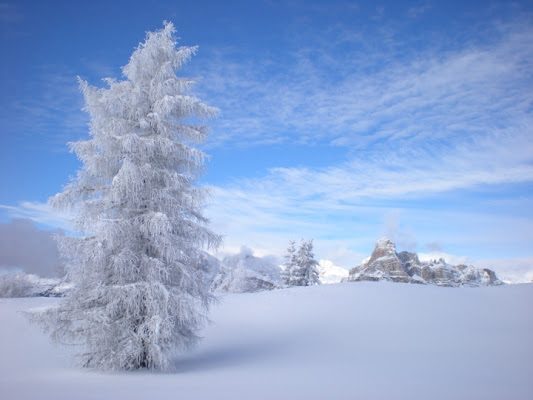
top-left (344, 238), bottom-right (503, 287)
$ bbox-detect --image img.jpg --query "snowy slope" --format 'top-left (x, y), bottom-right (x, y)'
top-left (1, 282), bottom-right (532, 400)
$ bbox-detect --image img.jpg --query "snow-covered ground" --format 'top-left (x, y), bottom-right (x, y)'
top-left (1, 282), bottom-right (532, 400)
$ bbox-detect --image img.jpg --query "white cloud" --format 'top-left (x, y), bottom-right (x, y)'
top-left (0, 202), bottom-right (72, 231)
top-left (195, 20), bottom-right (533, 259)
top-left (4, 11), bottom-right (531, 277)
top-left (206, 175), bottom-right (533, 269)
top-left (196, 19), bottom-right (533, 153)
top-left (195, 19), bottom-right (533, 265)
top-left (383, 211), bottom-right (417, 251)
top-left (481, 257), bottom-right (533, 284)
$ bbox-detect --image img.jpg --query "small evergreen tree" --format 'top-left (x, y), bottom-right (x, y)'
top-left (36, 22), bottom-right (220, 371)
top-left (280, 239), bottom-right (297, 286)
top-left (300, 239), bottom-right (321, 286)
top-left (290, 239), bottom-right (321, 286)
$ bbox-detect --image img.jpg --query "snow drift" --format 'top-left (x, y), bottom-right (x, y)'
top-left (1, 282), bottom-right (531, 399)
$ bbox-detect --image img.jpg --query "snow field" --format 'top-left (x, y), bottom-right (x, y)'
top-left (1, 282), bottom-right (532, 400)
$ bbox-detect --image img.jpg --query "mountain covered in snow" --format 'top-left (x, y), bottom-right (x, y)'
top-left (318, 260), bottom-right (348, 284)
top-left (2, 239), bottom-right (506, 298)
top-left (344, 238), bottom-right (503, 287)
top-left (210, 247), bottom-right (283, 293)
top-left (0, 272), bottom-right (71, 298)
top-left (210, 250), bottom-right (350, 292)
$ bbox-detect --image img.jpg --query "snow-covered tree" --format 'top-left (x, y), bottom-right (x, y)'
top-left (35, 22), bottom-right (221, 371)
top-left (300, 240), bottom-right (321, 286)
top-left (280, 240), bottom-right (297, 286)
top-left (289, 239), bottom-right (321, 287)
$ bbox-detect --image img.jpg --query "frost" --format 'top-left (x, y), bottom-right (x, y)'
top-left (282, 239), bottom-right (321, 287)
top-left (35, 22), bottom-right (220, 371)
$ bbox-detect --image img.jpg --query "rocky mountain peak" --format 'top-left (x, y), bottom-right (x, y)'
top-left (345, 238), bottom-right (502, 287)
top-left (367, 237), bottom-right (397, 264)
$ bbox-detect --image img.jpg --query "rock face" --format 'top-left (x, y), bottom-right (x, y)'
top-left (344, 238), bottom-right (503, 287)
top-left (210, 247), bottom-right (282, 293)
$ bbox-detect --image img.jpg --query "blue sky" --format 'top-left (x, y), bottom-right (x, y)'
top-left (1, 0), bottom-right (532, 280)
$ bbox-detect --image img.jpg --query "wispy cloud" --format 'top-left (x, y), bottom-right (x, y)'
top-left (3, 7), bottom-right (530, 277)
top-left (198, 20), bottom-right (532, 152)
top-left (192, 16), bottom-right (533, 265)
top-left (207, 172), bottom-right (533, 263)
top-left (0, 202), bottom-right (72, 231)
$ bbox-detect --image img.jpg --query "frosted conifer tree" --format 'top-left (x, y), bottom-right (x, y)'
top-left (36, 22), bottom-right (221, 371)
top-left (290, 240), bottom-right (321, 286)
top-left (280, 240), bottom-right (297, 286)
top-left (301, 239), bottom-right (321, 286)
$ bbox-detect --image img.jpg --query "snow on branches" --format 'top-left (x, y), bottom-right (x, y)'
top-left (36, 22), bottom-right (221, 371)
top-left (282, 239), bottom-right (321, 287)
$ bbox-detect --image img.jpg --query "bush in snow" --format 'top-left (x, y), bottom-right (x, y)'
top-left (34, 22), bottom-right (220, 371)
